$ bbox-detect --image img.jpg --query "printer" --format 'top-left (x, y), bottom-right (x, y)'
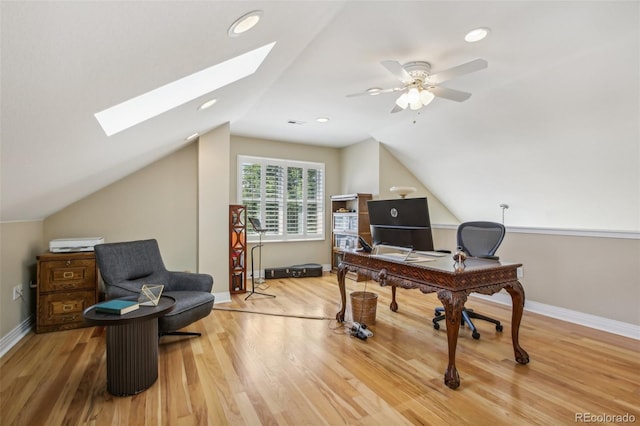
top-left (49, 237), bottom-right (104, 253)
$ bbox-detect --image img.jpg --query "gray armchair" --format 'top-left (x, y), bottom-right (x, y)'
top-left (94, 239), bottom-right (215, 337)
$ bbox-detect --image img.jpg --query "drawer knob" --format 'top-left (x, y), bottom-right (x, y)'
top-left (62, 304), bottom-right (74, 312)
top-left (63, 271), bottom-right (74, 279)
top-left (65, 260), bottom-right (71, 266)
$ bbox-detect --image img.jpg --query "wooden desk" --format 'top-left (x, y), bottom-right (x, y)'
top-left (336, 251), bottom-right (529, 389)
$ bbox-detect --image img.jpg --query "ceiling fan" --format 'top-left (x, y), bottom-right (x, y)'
top-left (347, 58), bottom-right (488, 113)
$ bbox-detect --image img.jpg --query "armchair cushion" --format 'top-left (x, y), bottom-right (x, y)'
top-left (160, 291), bottom-right (215, 332)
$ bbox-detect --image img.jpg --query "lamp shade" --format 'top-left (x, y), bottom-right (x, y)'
top-left (395, 93), bottom-right (409, 109)
top-left (407, 87), bottom-right (420, 104)
top-left (419, 89), bottom-right (435, 106)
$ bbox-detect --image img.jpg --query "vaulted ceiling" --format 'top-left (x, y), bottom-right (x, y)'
top-left (2, 1), bottom-right (638, 231)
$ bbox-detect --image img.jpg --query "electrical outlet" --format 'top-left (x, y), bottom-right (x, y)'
top-left (12, 285), bottom-right (22, 301)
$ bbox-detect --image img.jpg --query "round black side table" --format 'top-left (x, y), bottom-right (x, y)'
top-left (83, 296), bottom-right (175, 396)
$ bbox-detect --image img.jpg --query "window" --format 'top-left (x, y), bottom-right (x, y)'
top-left (238, 155), bottom-right (325, 242)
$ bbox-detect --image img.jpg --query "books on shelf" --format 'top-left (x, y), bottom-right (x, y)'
top-left (95, 299), bottom-right (139, 315)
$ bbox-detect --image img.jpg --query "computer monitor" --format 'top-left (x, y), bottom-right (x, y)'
top-left (367, 197), bottom-right (434, 251)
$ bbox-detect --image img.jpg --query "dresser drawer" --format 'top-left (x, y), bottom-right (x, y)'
top-left (38, 291), bottom-right (95, 327)
top-left (39, 259), bottom-right (96, 292)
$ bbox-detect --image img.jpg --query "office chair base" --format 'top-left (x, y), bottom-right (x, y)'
top-left (433, 307), bottom-right (502, 340)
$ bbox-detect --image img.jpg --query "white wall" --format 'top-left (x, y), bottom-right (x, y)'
top-left (340, 139), bottom-right (379, 196)
top-left (43, 143), bottom-right (198, 271)
top-left (0, 221), bottom-right (44, 337)
top-left (198, 124), bottom-right (231, 296)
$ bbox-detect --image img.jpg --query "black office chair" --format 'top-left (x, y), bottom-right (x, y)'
top-left (433, 221), bottom-right (506, 339)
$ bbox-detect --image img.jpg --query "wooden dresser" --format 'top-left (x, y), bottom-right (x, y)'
top-left (36, 251), bottom-right (99, 333)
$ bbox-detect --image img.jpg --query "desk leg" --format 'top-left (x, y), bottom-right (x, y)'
top-left (336, 263), bottom-right (347, 322)
top-left (390, 287), bottom-right (398, 312)
top-left (437, 290), bottom-right (466, 389)
top-left (504, 281), bottom-right (530, 365)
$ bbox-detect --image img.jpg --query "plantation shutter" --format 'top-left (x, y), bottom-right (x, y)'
top-left (238, 155), bottom-right (325, 242)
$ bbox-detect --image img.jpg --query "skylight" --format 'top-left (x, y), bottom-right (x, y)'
top-left (95, 42), bottom-right (276, 136)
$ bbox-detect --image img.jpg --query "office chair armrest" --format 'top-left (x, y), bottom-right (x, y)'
top-left (478, 255), bottom-right (500, 260)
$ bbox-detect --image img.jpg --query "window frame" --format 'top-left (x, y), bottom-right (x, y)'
top-left (237, 155), bottom-right (325, 243)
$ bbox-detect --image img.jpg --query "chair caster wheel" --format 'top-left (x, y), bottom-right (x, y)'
top-left (496, 324), bottom-right (503, 332)
top-left (433, 322), bottom-right (440, 330)
top-left (472, 332), bottom-right (480, 340)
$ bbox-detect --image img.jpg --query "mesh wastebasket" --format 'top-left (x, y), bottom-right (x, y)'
top-left (350, 291), bottom-right (378, 325)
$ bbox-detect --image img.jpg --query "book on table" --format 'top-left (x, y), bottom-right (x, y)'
top-left (94, 299), bottom-right (139, 315)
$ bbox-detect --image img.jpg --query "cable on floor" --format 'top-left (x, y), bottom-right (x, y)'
top-left (212, 306), bottom-right (334, 321)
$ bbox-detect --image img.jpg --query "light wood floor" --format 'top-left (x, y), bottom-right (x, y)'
top-left (1, 274), bottom-right (638, 425)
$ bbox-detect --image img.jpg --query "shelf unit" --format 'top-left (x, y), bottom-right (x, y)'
top-left (229, 205), bottom-right (247, 294)
top-left (330, 193), bottom-right (372, 280)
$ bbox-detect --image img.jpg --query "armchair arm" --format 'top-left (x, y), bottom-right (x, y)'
top-left (168, 271), bottom-right (214, 292)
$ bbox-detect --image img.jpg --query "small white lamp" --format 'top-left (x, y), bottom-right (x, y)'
top-left (390, 186), bottom-right (416, 198)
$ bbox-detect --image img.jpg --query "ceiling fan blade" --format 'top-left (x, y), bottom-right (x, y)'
top-left (428, 86), bottom-right (472, 102)
top-left (428, 59), bottom-right (488, 85)
top-left (390, 104), bottom-right (404, 114)
top-left (381, 60), bottom-right (413, 83)
top-left (346, 87), bottom-right (404, 98)
top-left (346, 91), bottom-right (374, 98)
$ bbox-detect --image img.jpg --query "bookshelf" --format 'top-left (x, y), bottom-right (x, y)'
top-left (330, 193), bottom-right (372, 280)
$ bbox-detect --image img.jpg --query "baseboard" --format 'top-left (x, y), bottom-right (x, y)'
top-left (470, 293), bottom-right (640, 340)
top-left (0, 316), bottom-right (34, 359)
top-left (214, 291), bottom-right (232, 304)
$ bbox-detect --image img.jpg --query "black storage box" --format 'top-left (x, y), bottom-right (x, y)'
top-left (265, 263), bottom-right (323, 279)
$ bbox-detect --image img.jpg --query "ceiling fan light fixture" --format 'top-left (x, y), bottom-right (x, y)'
top-left (409, 101), bottom-right (422, 110)
top-left (419, 89), bottom-right (435, 106)
top-left (465, 27), bottom-right (490, 42)
top-left (407, 87), bottom-right (420, 104)
top-left (228, 10), bottom-right (263, 37)
top-left (395, 93), bottom-right (409, 109)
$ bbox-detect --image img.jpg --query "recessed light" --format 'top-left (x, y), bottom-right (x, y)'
top-left (185, 133), bottom-right (199, 141)
top-left (316, 117), bottom-right (329, 123)
top-left (465, 27), bottom-right (490, 43)
top-left (228, 10), bottom-right (263, 37)
top-left (198, 99), bottom-right (217, 110)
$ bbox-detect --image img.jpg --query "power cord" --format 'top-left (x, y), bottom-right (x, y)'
top-left (212, 306), bottom-right (333, 321)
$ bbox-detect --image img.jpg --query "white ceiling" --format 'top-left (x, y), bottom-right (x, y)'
top-left (1, 1), bottom-right (638, 231)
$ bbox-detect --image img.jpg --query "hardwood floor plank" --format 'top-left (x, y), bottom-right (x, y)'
top-left (1, 273), bottom-right (638, 425)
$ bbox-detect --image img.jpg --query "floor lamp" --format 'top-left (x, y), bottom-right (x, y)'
top-left (246, 218), bottom-right (275, 300)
